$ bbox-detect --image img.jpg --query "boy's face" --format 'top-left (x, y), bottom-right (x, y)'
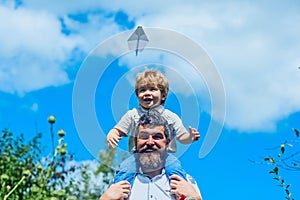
top-left (137, 84), bottom-right (166, 109)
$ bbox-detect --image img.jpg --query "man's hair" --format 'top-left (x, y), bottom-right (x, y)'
top-left (135, 69), bottom-right (169, 104)
top-left (137, 109), bottom-right (174, 141)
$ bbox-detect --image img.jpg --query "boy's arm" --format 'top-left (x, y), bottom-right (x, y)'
top-left (165, 109), bottom-right (200, 144)
top-left (107, 128), bottom-right (126, 148)
top-left (177, 127), bottom-right (200, 144)
top-left (107, 110), bottom-right (133, 148)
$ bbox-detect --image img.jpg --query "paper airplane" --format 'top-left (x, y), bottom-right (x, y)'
top-left (127, 26), bottom-right (149, 56)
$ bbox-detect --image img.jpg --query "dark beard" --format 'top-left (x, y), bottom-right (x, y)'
top-left (138, 151), bottom-right (165, 172)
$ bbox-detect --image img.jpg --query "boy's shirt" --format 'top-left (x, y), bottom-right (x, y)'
top-left (114, 105), bottom-right (187, 138)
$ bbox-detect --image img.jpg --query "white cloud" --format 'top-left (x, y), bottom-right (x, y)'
top-left (1, 1), bottom-right (300, 133)
top-left (193, 5), bottom-right (300, 132)
top-left (0, 2), bottom-right (128, 95)
top-left (0, 5), bottom-right (79, 94)
top-left (118, 1), bottom-right (300, 132)
top-left (134, 2), bottom-right (300, 132)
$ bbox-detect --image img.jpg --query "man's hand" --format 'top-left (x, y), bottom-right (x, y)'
top-left (189, 127), bottom-right (200, 142)
top-left (169, 174), bottom-right (202, 200)
top-left (107, 128), bottom-right (122, 148)
top-left (99, 181), bottom-right (131, 200)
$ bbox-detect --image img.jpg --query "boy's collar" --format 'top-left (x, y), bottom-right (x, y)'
top-left (140, 105), bottom-right (164, 113)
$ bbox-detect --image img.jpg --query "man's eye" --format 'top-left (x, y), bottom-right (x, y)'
top-left (152, 134), bottom-right (163, 140)
top-left (139, 134), bottom-right (149, 139)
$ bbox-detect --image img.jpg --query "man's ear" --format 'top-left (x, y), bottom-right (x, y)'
top-left (161, 93), bottom-right (167, 101)
top-left (166, 139), bottom-right (177, 153)
top-left (166, 138), bottom-right (171, 145)
top-left (134, 137), bottom-right (138, 147)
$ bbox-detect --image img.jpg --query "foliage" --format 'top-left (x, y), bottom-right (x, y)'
top-left (263, 128), bottom-right (299, 200)
top-left (96, 148), bottom-right (116, 187)
top-left (0, 116), bottom-right (117, 200)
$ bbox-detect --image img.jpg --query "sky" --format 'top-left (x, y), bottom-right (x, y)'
top-left (1, 0), bottom-right (300, 199)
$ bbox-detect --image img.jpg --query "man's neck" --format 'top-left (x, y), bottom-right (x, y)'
top-left (141, 168), bottom-right (163, 178)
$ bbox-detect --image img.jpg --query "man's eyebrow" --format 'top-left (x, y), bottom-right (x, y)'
top-left (139, 131), bottom-right (148, 134)
top-left (138, 131), bottom-right (149, 136)
top-left (138, 131), bottom-right (164, 136)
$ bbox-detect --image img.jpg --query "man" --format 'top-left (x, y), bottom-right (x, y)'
top-left (100, 111), bottom-right (202, 200)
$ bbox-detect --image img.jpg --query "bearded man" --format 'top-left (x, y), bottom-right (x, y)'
top-left (100, 111), bottom-right (202, 200)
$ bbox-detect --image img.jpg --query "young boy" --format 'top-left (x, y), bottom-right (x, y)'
top-left (107, 68), bottom-right (200, 183)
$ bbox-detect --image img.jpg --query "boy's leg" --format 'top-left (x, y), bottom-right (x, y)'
top-left (165, 153), bottom-right (187, 180)
top-left (118, 154), bottom-right (136, 172)
top-left (113, 155), bottom-right (136, 183)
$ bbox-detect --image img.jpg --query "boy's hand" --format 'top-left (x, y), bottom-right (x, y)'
top-left (107, 128), bottom-right (122, 148)
top-left (189, 127), bottom-right (200, 142)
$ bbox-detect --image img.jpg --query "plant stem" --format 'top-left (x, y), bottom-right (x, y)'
top-left (4, 175), bottom-right (26, 200)
top-left (51, 124), bottom-right (54, 157)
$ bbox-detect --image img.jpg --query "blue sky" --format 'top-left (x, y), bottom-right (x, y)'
top-left (1, 1), bottom-right (300, 199)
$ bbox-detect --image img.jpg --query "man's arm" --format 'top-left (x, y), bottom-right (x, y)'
top-left (99, 181), bottom-right (131, 200)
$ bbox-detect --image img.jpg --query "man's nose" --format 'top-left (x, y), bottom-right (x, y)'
top-left (146, 136), bottom-right (154, 145)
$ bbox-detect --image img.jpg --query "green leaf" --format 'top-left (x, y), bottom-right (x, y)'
top-left (278, 154), bottom-right (281, 158)
top-left (269, 158), bottom-right (275, 163)
top-left (293, 163), bottom-right (298, 167)
top-left (281, 146), bottom-right (285, 154)
top-left (269, 167), bottom-right (279, 174)
top-left (274, 167), bottom-right (279, 175)
top-left (293, 128), bottom-right (299, 137)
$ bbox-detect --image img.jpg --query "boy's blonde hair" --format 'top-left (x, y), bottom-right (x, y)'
top-left (135, 69), bottom-right (169, 104)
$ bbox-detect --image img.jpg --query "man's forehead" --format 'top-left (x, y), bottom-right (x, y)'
top-left (138, 125), bottom-right (165, 133)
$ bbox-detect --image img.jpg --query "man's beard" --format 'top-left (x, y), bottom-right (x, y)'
top-left (138, 151), bottom-right (166, 172)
